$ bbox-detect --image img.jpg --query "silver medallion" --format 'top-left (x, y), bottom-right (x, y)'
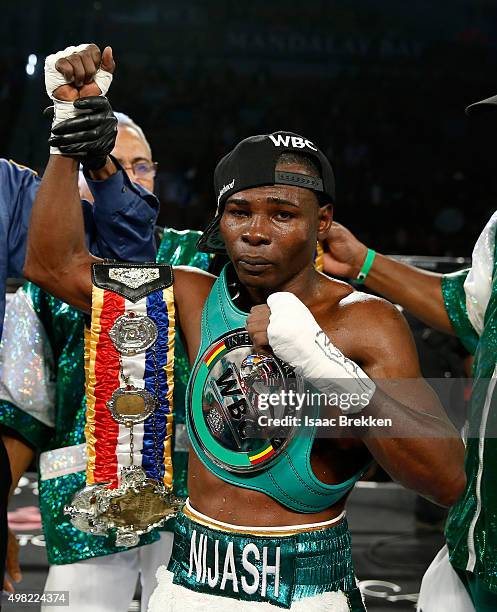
top-left (109, 267), bottom-right (159, 289)
top-left (109, 314), bottom-right (158, 356)
top-left (106, 386), bottom-right (156, 424)
top-left (65, 466), bottom-right (184, 548)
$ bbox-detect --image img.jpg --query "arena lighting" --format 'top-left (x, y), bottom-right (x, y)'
top-left (25, 53), bottom-right (38, 77)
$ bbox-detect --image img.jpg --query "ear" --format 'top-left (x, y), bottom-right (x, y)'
top-left (317, 203), bottom-right (333, 241)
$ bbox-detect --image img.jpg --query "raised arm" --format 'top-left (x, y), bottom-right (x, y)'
top-left (51, 95), bottom-right (160, 262)
top-left (321, 222), bottom-right (452, 334)
top-left (23, 44), bottom-right (119, 311)
top-left (24, 155), bottom-right (95, 312)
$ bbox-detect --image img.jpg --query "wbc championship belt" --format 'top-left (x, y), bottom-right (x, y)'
top-left (65, 262), bottom-right (183, 547)
top-left (188, 329), bottom-right (304, 474)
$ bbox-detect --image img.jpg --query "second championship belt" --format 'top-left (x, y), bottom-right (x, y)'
top-left (65, 262), bottom-right (183, 547)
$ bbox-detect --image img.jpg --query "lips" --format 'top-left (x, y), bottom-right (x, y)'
top-left (238, 255), bottom-right (272, 266)
top-left (237, 256), bottom-right (273, 273)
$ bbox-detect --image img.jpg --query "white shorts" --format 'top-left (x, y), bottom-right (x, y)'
top-left (148, 501), bottom-right (357, 612)
top-left (148, 568), bottom-right (351, 612)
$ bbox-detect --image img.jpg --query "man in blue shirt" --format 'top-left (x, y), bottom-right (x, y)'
top-left (0, 158), bottom-right (158, 335)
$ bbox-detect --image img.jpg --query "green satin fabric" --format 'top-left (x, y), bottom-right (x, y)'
top-left (441, 269), bottom-right (478, 355)
top-left (168, 511), bottom-right (365, 610)
top-left (443, 258), bottom-right (497, 592)
top-left (455, 568), bottom-right (497, 611)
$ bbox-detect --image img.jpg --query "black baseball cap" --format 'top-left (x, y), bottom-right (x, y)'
top-left (466, 94), bottom-right (497, 116)
top-left (197, 131), bottom-right (335, 254)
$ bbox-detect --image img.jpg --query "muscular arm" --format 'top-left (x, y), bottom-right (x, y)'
top-left (347, 298), bottom-right (465, 506)
top-left (24, 43), bottom-right (122, 310)
top-left (322, 223), bottom-right (453, 334)
top-left (255, 288), bottom-right (466, 507)
top-left (23, 155), bottom-right (100, 312)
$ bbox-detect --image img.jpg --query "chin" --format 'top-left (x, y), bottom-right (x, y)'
top-left (235, 267), bottom-right (278, 290)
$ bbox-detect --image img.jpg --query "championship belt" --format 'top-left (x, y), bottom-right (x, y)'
top-left (65, 262), bottom-right (183, 547)
top-left (188, 329), bottom-right (303, 474)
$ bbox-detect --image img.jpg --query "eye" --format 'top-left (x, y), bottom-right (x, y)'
top-left (228, 208), bottom-right (249, 218)
top-left (133, 162), bottom-right (154, 176)
top-left (275, 211), bottom-right (294, 220)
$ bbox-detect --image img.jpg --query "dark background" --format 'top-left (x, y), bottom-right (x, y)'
top-left (2, 0), bottom-right (497, 254)
top-left (1, 4), bottom-right (488, 607)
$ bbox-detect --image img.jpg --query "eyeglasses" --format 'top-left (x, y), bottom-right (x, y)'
top-left (122, 160), bottom-right (158, 179)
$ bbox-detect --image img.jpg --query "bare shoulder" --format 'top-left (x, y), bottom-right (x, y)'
top-left (337, 288), bottom-right (414, 353)
top-left (338, 289), bottom-right (408, 332)
top-left (174, 266), bottom-right (216, 299)
top-left (173, 266), bottom-right (217, 363)
top-left (316, 273), bottom-right (405, 329)
top-left (173, 265), bottom-right (216, 321)
top-left (174, 265), bottom-right (216, 282)
top-left (320, 277), bottom-right (419, 375)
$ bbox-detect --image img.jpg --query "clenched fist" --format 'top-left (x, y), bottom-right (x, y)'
top-left (46, 43), bottom-right (115, 102)
top-left (246, 304), bottom-right (271, 353)
top-left (44, 43), bottom-right (116, 154)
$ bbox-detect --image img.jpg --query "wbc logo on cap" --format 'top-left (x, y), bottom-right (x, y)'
top-left (268, 134), bottom-right (318, 151)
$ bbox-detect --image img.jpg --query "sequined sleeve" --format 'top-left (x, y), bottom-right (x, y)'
top-left (0, 287), bottom-right (55, 449)
top-left (156, 228), bottom-right (211, 269)
top-left (441, 269), bottom-right (479, 355)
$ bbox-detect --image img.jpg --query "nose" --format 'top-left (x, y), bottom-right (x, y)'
top-left (241, 215), bottom-right (271, 246)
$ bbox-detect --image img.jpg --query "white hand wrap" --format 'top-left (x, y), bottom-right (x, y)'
top-left (267, 292), bottom-right (376, 413)
top-left (44, 44), bottom-right (113, 154)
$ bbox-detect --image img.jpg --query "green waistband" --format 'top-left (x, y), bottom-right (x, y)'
top-left (168, 511), bottom-right (364, 609)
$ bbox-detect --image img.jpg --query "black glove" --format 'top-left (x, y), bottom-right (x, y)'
top-left (47, 96), bottom-right (117, 171)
